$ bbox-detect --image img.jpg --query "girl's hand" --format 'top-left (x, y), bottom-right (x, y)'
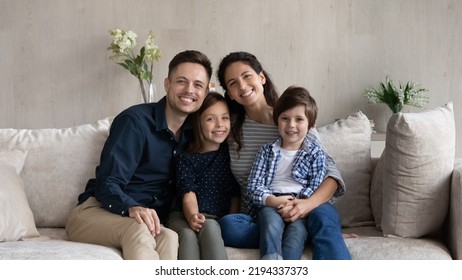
top-left (187, 213), bottom-right (206, 232)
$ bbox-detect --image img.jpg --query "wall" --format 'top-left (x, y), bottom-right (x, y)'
top-left (1, 0), bottom-right (461, 156)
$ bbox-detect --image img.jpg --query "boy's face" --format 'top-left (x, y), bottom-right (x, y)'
top-left (277, 104), bottom-right (309, 150)
top-left (164, 62), bottom-right (209, 117)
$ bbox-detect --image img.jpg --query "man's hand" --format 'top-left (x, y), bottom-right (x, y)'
top-left (187, 213), bottom-right (205, 232)
top-left (128, 206), bottom-right (161, 236)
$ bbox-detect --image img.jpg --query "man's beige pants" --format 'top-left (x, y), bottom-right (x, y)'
top-left (66, 197), bottom-right (178, 260)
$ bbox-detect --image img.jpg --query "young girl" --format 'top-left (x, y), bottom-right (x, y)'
top-left (167, 92), bottom-right (240, 260)
top-left (247, 86), bottom-right (337, 260)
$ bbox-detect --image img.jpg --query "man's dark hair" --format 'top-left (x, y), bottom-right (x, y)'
top-left (168, 50), bottom-right (212, 80)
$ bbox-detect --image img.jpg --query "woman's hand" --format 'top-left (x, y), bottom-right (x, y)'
top-left (277, 198), bottom-right (316, 222)
top-left (278, 177), bottom-right (339, 222)
top-left (187, 213), bottom-right (206, 232)
top-left (129, 206), bottom-right (161, 236)
top-left (266, 195), bottom-right (294, 209)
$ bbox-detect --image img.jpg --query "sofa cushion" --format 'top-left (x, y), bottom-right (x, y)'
top-left (226, 233), bottom-right (452, 260)
top-left (0, 150), bottom-right (40, 242)
top-left (0, 118), bottom-right (112, 227)
top-left (381, 102), bottom-right (455, 238)
top-left (0, 239), bottom-right (122, 260)
top-left (318, 111), bottom-right (374, 227)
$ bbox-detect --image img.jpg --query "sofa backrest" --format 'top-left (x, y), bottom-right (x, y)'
top-left (1, 112), bottom-right (375, 229)
top-left (318, 111), bottom-right (374, 228)
top-left (0, 118), bottom-right (112, 228)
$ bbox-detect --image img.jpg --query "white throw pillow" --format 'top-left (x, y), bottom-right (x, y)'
top-left (382, 102), bottom-right (455, 238)
top-left (318, 111), bottom-right (374, 227)
top-left (0, 150), bottom-right (40, 242)
top-left (0, 118), bottom-right (112, 228)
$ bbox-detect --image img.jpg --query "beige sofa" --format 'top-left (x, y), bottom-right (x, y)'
top-left (1, 103), bottom-right (461, 260)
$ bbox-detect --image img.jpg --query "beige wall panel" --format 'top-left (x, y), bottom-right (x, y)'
top-left (0, 0), bottom-right (461, 156)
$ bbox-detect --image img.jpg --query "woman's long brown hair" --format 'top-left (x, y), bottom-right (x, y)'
top-left (217, 51), bottom-right (278, 153)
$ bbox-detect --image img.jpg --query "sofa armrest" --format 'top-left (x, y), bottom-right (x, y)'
top-left (448, 158), bottom-right (462, 259)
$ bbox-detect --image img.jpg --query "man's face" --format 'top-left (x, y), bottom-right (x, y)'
top-left (164, 62), bottom-right (209, 116)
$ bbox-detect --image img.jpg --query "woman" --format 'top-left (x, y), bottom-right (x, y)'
top-left (216, 51), bottom-right (351, 260)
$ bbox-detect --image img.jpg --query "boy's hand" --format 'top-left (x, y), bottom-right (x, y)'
top-left (278, 198), bottom-right (316, 222)
top-left (266, 195), bottom-right (294, 208)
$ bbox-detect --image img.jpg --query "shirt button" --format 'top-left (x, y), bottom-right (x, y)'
top-left (109, 205), bottom-right (112, 208)
top-left (173, 150), bottom-right (177, 155)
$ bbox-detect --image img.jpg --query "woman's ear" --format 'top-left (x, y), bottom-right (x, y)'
top-left (259, 72), bottom-right (266, 85)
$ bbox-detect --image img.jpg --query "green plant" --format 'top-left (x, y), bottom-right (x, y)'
top-left (363, 76), bottom-right (429, 113)
top-left (107, 28), bottom-right (161, 103)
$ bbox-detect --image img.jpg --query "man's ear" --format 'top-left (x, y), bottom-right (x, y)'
top-left (164, 78), bottom-right (170, 93)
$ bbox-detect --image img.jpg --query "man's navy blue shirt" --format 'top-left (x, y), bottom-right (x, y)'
top-left (78, 97), bottom-right (192, 223)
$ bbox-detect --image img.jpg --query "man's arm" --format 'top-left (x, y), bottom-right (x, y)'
top-left (94, 114), bottom-right (144, 215)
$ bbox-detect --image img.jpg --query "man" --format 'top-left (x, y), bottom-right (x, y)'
top-left (66, 50), bottom-right (212, 260)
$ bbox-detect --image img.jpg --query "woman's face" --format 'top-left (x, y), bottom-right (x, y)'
top-left (223, 61), bottom-right (266, 107)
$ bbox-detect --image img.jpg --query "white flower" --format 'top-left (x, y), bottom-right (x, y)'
top-left (144, 31), bottom-right (161, 62)
top-left (107, 28), bottom-right (161, 103)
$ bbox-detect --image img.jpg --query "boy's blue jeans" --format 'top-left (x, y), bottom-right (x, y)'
top-left (257, 207), bottom-right (308, 260)
top-left (219, 202), bottom-right (351, 260)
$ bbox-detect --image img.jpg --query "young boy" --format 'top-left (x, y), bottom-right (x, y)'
top-left (247, 86), bottom-right (349, 260)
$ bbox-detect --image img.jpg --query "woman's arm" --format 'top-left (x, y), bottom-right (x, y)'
top-left (307, 128), bottom-right (345, 199)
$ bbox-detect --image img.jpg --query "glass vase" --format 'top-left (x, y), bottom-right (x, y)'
top-left (139, 80), bottom-right (157, 103)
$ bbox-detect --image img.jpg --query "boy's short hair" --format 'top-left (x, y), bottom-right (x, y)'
top-left (273, 86), bottom-right (318, 129)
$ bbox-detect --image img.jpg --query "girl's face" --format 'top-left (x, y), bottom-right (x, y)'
top-left (277, 104), bottom-right (309, 150)
top-left (199, 101), bottom-right (231, 152)
top-left (223, 61), bottom-right (266, 107)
